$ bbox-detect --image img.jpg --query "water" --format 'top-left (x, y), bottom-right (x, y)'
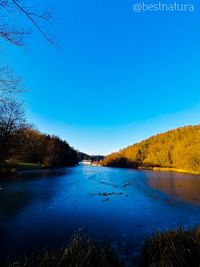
top-left (1, 165), bottom-right (200, 266)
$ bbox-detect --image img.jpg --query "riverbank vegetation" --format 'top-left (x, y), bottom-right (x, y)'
top-left (0, 162), bottom-right (43, 175)
top-left (0, 2), bottom-right (79, 172)
top-left (7, 232), bottom-right (122, 267)
top-left (7, 227), bottom-right (200, 267)
top-left (102, 125), bottom-right (200, 174)
top-left (0, 69), bottom-right (78, 172)
top-left (0, 124), bottom-right (79, 171)
top-left (141, 227), bottom-right (200, 267)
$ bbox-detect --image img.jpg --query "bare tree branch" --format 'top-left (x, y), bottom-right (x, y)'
top-left (0, 25), bottom-right (29, 46)
top-left (0, 98), bottom-right (25, 161)
top-left (11, 0), bottom-right (55, 45)
top-left (0, 0), bottom-right (56, 47)
top-left (0, 67), bottom-right (23, 99)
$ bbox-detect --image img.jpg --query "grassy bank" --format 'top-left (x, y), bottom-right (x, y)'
top-left (137, 166), bottom-right (200, 175)
top-left (0, 162), bottom-right (44, 175)
top-left (152, 167), bottom-right (200, 175)
top-left (7, 227), bottom-right (200, 267)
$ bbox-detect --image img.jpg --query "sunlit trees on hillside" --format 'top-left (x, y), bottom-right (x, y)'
top-left (15, 127), bottom-right (46, 163)
top-left (7, 127), bottom-right (79, 167)
top-left (102, 125), bottom-right (200, 172)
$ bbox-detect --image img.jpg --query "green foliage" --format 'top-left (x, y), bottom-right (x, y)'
top-left (102, 125), bottom-right (200, 172)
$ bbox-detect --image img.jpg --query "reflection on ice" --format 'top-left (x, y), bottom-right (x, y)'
top-left (0, 166), bottom-right (200, 266)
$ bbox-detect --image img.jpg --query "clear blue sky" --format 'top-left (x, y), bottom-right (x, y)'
top-left (1, 0), bottom-right (200, 155)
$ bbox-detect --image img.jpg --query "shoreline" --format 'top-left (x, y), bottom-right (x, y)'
top-left (0, 162), bottom-right (44, 175)
top-left (151, 167), bottom-right (200, 175)
top-left (6, 227), bottom-right (200, 267)
top-left (0, 162), bottom-right (77, 175)
top-left (102, 164), bottom-right (200, 176)
top-left (1, 163), bottom-right (200, 176)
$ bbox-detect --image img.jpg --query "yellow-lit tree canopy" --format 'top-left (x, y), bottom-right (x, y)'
top-left (102, 125), bottom-right (200, 172)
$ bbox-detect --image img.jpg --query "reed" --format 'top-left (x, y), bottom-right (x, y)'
top-left (8, 232), bottom-right (122, 267)
top-left (141, 227), bottom-right (200, 267)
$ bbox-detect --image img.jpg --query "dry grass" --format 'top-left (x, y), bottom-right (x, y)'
top-left (152, 167), bottom-right (200, 175)
top-left (0, 162), bottom-right (43, 175)
top-left (141, 227), bottom-right (200, 267)
top-left (7, 228), bottom-right (200, 267)
top-left (8, 232), bottom-right (122, 267)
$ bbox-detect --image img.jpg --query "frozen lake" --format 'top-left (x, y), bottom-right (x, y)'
top-left (1, 165), bottom-right (200, 266)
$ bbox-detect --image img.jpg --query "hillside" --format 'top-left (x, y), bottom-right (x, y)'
top-left (77, 152), bottom-right (104, 162)
top-left (102, 125), bottom-right (200, 173)
top-left (0, 126), bottom-right (79, 170)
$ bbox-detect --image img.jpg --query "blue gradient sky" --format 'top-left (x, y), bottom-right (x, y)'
top-left (1, 0), bottom-right (200, 155)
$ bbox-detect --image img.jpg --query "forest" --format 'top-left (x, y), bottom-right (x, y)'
top-left (0, 125), bottom-right (78, 168)
top-left (77, 152), bottom-right (104, 162)
top-left (0, 69), bottom-right (78, 169)
top-left (0, 1), bottom-right (79, 170)
top-left (0, 103), bottom-right (79, 168)
top-left (102, 125), bottom-right (200, 172)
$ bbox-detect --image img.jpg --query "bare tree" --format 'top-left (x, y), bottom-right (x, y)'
top-left (0, 66), bottom-right (23, 99)
top-left (0, 66), bottom-right (25, 162)
top-left (0, 98), bottom-right (25, 161)
top-left (0, 0), bottom-right (55, 47)
top-left (0, 98), bottom-right (25, 133)
top-left (0, 1), bottom-right (57, 162)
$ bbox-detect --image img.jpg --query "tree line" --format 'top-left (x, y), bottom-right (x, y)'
top-left (102, 125), bottom-right (200, 172)
top-left (77, 152), bottom-right (104, 162)
top-left (0, 2), bottom-right (80, 168)
top-left (0, 70), bottom-right (78, 167)
top-left (9, 127), bottom-right (78, 167)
